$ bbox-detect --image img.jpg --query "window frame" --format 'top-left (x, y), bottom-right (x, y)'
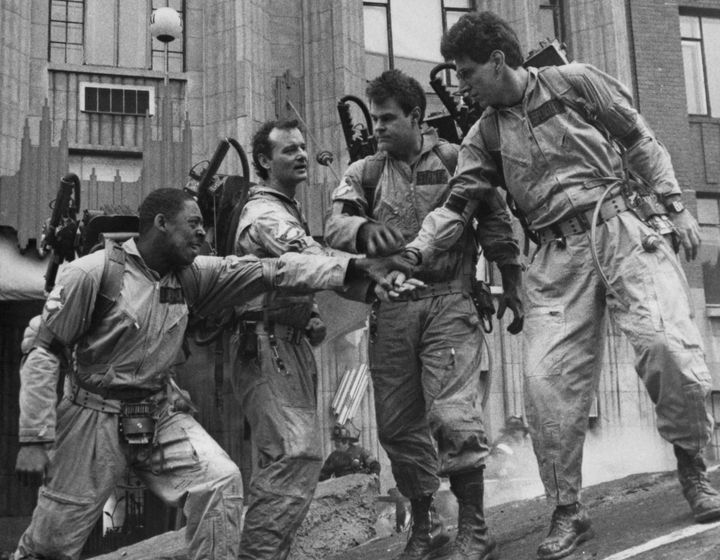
top-left (48, 0), bottom-right (185, 72)
top-left (48, 0), bottom-right (85, 64)
top-left (679, 9), bottom-right (719, 118)
top-left (79, 82), bottom-right (156, 116)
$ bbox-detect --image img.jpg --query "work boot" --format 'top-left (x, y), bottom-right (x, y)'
top-left (536, 502), bottom-right (594, 560)
top-left (396, 495), bottom-right (450, 560)
top-left (440, 469), bottom-right (498, 560)
top-left (674, 445), bottom-right (720, 522)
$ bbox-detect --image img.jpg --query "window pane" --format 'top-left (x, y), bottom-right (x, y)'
top-left (443, 0), bottom-right (471, 8)
top-left (50, 22), bottom-right (67, 43)
top-left (66, 44), bottom-right (83, 65)
top-left (67, 1), bottom-right (84, 23)
top-left (391, 0), bottom-right (443, 62)
top-left (365, 52), bottom-right (389, 82)
top-left (125, 90), bottom-right (137, 114)
top-left (67, 22), bottom-right (83, 44)
top-left (698, 198), bottom-right (720, 225)
top-left (699, 225), bottom-right (720, 305)
top-left (98, 88), bottom-right (111, 112)
top-left (50, 44), bottom-right (66, 63)
top-left (680, 15), bottom-right (701, 39)
top-left (137, 90), bottom-right (149, 115)
top-left (701, 17), bottom-right (720, 118)
top-left (111, 89), bottom-right (123, 112)
top-left (682, 41), bottom-right (707, 114)
top-left (84, 87), bottom-right (97, 111)
top-left (51, 1), bottom-right (67, 21)
top-left (445, 10), bottom-right (465, 31)
top-left (364, 5), bottom-right (389, 55)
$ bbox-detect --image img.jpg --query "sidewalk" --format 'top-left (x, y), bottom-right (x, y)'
top-left (329, 467), bottom-right (720, 560)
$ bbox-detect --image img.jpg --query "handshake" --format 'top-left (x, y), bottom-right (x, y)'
top-left (348, 222), bottom-right (423, 302)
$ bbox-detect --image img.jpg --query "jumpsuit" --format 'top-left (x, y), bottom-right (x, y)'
top-left (233, 185), bottom-right (363, 560)
top-left (15, 239), bottom-right (352, 560)
top-left (325, 128), bottom-right (520, 498)
top-left (407, 63), bottom-right (712, 505)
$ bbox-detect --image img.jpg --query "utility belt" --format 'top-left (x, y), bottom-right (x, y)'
top-left (239, 317), bottom-right (307, 345)
top-left (387, 279), bottom-right (468, 302)
top-left (532, 193), bottom-right (629, 246)
top-left (68, 379), bottom-right (163, 446)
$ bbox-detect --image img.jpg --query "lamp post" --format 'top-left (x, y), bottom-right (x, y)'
top-left (150, 7), bottom-right (182, 188)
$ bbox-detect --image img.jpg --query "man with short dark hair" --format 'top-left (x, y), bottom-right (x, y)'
top-left (12, 187), bottom-right (405, 560)
top-left (405, 10), bottom-right (720, 560)
top-left (325, 69), bottom-right (522, 560)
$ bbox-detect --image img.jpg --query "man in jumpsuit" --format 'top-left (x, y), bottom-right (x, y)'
top-left (324, 69), bottom-right (524, 560)
top-left (12, 187), bottom-right (404, 560)
top-left (232, 118), bottom-right (398, 559)
top-left (403, 11), bottom-right (720, 560)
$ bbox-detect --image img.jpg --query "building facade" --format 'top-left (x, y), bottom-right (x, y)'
top-left (1, 0), bottom-right (720, 519)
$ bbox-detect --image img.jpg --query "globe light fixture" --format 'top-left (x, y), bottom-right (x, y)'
top-left (150, 7), bottom-right (182, 44)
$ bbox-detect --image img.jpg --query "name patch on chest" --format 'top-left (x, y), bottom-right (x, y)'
top-left (416, 170), bottom-right (448, 186)
top-left (160, 287), bottom-right (185, 304)
top-left (528, 99), bottom-right (566, 127)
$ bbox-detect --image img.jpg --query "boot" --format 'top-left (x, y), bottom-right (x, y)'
top-left (396, 495), bottom-right (450, 560)
top-left (674, 445), bottom-right (720, 522)
top-left (536, 502), bottom-right (594, 560)
top-left (440, 470), bottom-right (498, 560)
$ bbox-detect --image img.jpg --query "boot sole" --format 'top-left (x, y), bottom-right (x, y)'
top-left (695, 507), bottom-right (720, 523)
top-left (536, 527), bottom-right (595, 560)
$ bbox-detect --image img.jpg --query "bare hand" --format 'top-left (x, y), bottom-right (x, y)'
top-left (669, 210), bottom-right (701, 261)
top-left (16, 443), bottom-right (51, 487)
top-left (373, 273), bottom-right (426, 302)
top-left (357, 223), bottom-right (405, 257)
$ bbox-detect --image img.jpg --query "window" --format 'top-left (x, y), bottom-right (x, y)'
top-left (49, 0), bottom-right (185, 72)
top-left (680, 13), bottom-right (720, 117)
top-left (49, 0), bottom-right (84, 64)
top-left (80, 83), bottom-right (155, 116)
top-left (363, 0), bottom-right (474, 86)
top-left (697, 195), bottom-right (720, 306)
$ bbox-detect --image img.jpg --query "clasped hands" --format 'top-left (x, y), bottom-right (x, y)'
top-left (354, 222), bottom-right (424, 302)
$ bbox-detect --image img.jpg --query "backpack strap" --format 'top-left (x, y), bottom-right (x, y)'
top-left (90, 239), bottom-right (126, 328)
top-left (431, 141), bottom-right (459, 175)
top-left (478, 114), bottom-right (539, 248)
top-left (359, 152), bottom-right (387, 211)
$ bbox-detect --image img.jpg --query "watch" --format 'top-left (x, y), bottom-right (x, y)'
top-left (666, 199), bottom-right (685, 214)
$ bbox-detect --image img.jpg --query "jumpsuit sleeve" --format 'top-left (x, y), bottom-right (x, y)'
top-left (561, 63), bottom-right (682, 200)
top-left (239, 200), bottom-right (372, 302)
top-left (324, 160), bottom-right (373, 253)
top-left (182, 253), bottom-right (350, 321)
top-left (18, 265), bottom-right (99, 443)
top-left (407, 122), bottom-right (518, 265)
top-left (244, 208), bottom-right (339, 258)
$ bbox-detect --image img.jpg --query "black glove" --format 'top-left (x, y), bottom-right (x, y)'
top-left (496, 264), bottom-right (524, 334)
top-left (305, 316), bottom-right (327, 346)
top-left (357, 222), bottom-right (405, 256)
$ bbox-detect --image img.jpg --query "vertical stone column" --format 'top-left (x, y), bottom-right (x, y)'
top-left (0, 1), bottom-right (32, 175)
